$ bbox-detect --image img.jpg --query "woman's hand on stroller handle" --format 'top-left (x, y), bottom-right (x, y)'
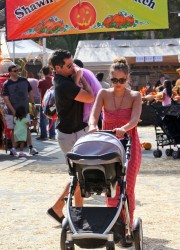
top-left (112, 127), bottom-right (126, 137)
top-left (99, 130), bottom-right (115, 134)
top-left (99, 129), bottom-right (129, 139)
top-left (88, 128), bottom-right (131, 142)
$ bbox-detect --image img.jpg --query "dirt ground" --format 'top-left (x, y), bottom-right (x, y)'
top-left (0, 126), bottom-right (179, 250)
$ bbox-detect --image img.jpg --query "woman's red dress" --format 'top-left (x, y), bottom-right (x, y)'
top-left (103, 108), bottom-right (142, 227)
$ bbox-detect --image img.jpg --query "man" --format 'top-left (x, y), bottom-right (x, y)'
top-left (36, 66), bottom-right (56, 140)
top-left (2, 65), bottom-right (38, 156)
top-left (96, 72), bottom-right (110, 89)
top-left (28, 78), bottom-right (40, 104)
top-left (28, 78), bottom-right (41, 133)
top-left (47, 49), bottom-right (94, 224)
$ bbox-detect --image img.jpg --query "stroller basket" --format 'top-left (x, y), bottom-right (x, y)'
top-left (69, 207), bottom-right (125, 248)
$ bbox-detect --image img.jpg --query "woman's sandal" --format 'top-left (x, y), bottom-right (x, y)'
top-left (47, 208), bottom-right (65, 224)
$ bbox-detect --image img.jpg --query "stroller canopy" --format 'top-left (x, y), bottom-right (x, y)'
top-left (68, 132), bottom-right (126, 165)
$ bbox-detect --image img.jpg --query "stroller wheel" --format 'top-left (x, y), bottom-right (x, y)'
top-left (60, 219), bottom-right (75, 250)
top-left (133, 218), bottom-right (143, 250)
top-left (106, 241), bottom-right (115, 250)
top-left (60, 226), bottom-right (67, 250)
top-left (153, 149), bottom-right (162, 158)
top-left (165, 149), bottom-right (174, 156)
top-left (172, 151), bottom-right (179, 159)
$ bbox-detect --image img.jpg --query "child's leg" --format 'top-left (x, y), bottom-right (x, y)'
top-left (19, 141), bottom-right (27, 157)
top-left (33, 118), bottom-right (38, 130)
top-left (19, 141), bottom-right (24, 152)
top-left (11, 129), bottom-right (16, 148)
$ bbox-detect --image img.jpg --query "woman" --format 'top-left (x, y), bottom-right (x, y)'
top-left (88, 57), bottom-right (142, 229)
top-left (160, 80), bottom-right (172, 106)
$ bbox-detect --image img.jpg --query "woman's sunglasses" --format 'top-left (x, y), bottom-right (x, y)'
top-left (111, 78), bottom-right (127, 84)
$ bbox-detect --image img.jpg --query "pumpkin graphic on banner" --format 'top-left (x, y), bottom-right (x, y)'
top-left (69, 1), bottom-right (96, 30)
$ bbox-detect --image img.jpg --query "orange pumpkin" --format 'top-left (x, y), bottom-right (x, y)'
top-left (47, 21), bottom-right (64, 33)
top-left (43, 19), bottom-right (56, 32)
top-left (35, 22), bottom-right (45, 33)
top-left (69, 2), bottom-right (96, 30)
top-left (125, 15), bottom-right (134, 27)
top-left (139, 87), bottom-right (147, 96)
top-left (103, 15), bottom-right (113, 28)
top-left (112, 13), bottom-right (126, 28)
top-left (141, 142), bottom-right (152, 150)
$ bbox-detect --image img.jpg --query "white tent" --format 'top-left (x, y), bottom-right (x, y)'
top-left (0, 28), bottom-right (54, 59)
top-left (74, 38), bottom-right (180, 68)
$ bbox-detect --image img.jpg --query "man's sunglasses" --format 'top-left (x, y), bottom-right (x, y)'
top-left (11, 70), bottom-right (18, 72)
top-left (66, 63), bottom-right (73, 69)
top-left (111, 78), bottom-right (127, 84)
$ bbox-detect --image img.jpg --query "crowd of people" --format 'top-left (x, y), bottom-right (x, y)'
top-left (1, 65), bottom-right (38, 157)
top-left (0, 49), bottom-right (179, 239)
top-left (0, 57), bottom-right (113, 156)
top-left (141, 74), bottom-right (180, 106)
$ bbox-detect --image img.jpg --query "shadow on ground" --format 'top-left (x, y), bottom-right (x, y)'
top-left (142, 237), bottom-right (177, 250)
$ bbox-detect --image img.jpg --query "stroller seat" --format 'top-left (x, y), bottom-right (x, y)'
top-left (67, 132), bottom-right (126, 198)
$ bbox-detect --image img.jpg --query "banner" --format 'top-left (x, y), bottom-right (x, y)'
top-left (6, 0), bottom-right (169, 41)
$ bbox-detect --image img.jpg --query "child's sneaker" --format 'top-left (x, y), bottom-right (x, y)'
top-left (29, 147), bottom-right (38, 155)
top-left (19, 152), bottom-right (27, 157)
top-left (10, 148), bottom-right (17, 156)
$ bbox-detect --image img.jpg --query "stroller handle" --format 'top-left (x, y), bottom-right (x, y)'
top-left (100, 130), bottom-right (130, 140)
top-left (99, 130), bottom-right (115, 135)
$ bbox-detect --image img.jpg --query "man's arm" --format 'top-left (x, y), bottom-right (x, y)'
top-left (29, 90), bottom-right (35, 104)
top-left (74, 76), bottom-right (94, 103)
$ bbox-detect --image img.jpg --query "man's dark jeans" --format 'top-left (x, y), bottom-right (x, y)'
top-left (40, 106), bottom-right (56, 138)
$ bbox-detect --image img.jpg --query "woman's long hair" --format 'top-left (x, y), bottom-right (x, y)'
top-left (164, 80), bottom-right (172, 97)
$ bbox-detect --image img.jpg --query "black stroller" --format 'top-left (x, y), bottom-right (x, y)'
top-left (150, 103), bottom-right (180, 159)
top-left (60, 131), bottom-right (143, 249)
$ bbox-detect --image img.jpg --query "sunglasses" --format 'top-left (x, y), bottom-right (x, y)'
top-left (11, 70), bottom-right (18, 73)
top-left (111, 78), bottom-right (127, 84)
top-left (66, 63), bottom-right (73, 69)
